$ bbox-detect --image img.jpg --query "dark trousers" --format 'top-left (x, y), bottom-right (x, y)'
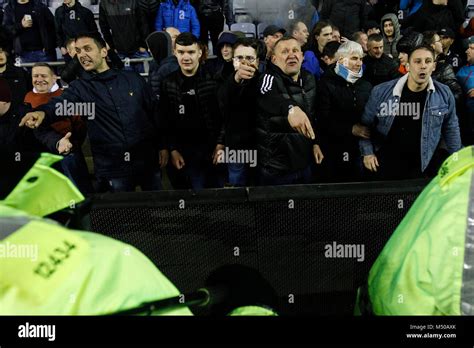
top-left (61, 150), bottom-right (94, 195)
top-left (97, 168), bottom-right (163, 193)
top-left (199, 12), bottom-right (225, 55)
top-left (259, 165), bottom-right (312, 186)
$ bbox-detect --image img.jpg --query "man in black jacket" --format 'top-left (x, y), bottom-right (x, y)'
top-left (0, 78), bottom-right (71, 197)
top-left (159, 33), bottom-right (225, 190)
top-left (197, 0), bottom-right (233, 55)
top-left (256, 36), bottom-right (324, 186)
top-left (2, 0), bottom-right (56, 63)
top-left (55, 0), bottom-right (99, 57)
top-left (363, 33), bottom-right (401, 86)
top-left (20, 33), bottom-right (167, 193)
top-left (316, 40), bottom-right (372, 182)
top-left (99, 0), bottom-right (149, 72)
top-left (320, 0), bottom-right (367, 38)
top-left (0, 42), bottom-right (31, 108)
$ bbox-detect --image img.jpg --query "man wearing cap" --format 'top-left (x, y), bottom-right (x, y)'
top-left (262, 25), bottom-right (286, 61)
top-left (439, 28), bottom-right (462, 73)
top-left (456, 36), bottom-right (474, 143)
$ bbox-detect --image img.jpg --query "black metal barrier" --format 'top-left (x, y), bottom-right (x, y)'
top-left (85, 179), bottom-right (430, 316)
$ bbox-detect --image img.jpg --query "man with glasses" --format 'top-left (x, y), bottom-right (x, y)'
top-left (219, 37), bottom-right (262, 186)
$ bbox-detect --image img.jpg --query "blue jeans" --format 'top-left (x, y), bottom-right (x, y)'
top-left (117, 50), bottom-right (150, 73)
top-left (61, 151), bottom-right (94, 195)
top-left (180, 146), bottom-right (226, 190)
top-left (20, 50), bottom-right (55, 63)
top-left (228, 163), bottom-right (249, 187)
top-left (97, 168), bottom-right (163, 193)
top-left (259, 165), bottom-right (312, 186)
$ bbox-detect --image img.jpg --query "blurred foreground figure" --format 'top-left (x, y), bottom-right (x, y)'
top-left (0, 153), bottom-right (191, 315)
top-left (356, 146), bottom-right (474, 315)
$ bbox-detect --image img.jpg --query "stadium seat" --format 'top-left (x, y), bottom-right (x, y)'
top-left (230, 23), bottom-right (256, 38)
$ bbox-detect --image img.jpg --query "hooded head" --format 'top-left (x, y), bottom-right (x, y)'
top-left (381, 13), bottom-right (401, 41)
top-left (217, 32), bottom-right (237, 62)
top-left (146, 31), bottom-right (172, 65)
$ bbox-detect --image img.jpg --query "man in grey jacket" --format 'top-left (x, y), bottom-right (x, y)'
top-left (360, 44), bottom-right (462, 180)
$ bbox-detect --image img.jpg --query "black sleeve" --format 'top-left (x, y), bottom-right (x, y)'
top-left (33, 126), bottom-right (62, 153)
top-left (54, 8), bottom-right (65, 48)
top-left (99, 2), bottom-right (114, 49)
top-left (60, 56), bottom-right (82, 84)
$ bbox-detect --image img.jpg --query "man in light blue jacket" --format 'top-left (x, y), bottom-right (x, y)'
top-left (155, 0), bottom-right (200, 38)
top-left (360, 44), bottom-right (462, 180)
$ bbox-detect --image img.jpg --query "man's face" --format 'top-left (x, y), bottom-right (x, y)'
top-left (440, 36), bottom-right (453, 51)
top-left (358, 33), bottom-right (368, 52)
top-left (63, 0), bottom-right (74, 6)
top-left (272, 39), bottom-right (303, 79)
top-left (407, 48), bottom-right (436, 86)
top-left (340, 53), bottom-right (363, 73)
top-left (293, 22), bottom-right (309, 46)
top-left (466, 43), bottom-right (474, 64)
top-left (316, 26), bottom-right (333, 49)
top-left (32, 66), bottom-right (56, 93)
top-left (322, 55), bottom-right (337, 66)
top-left (367, 27), bottom-right (380, 36)
top-left (0, 101), bottom-right (11, 116)
top-left (399, 52), bottom-right (408, 66)
top-left (233, 45), bottom-right (258, 72)
top-left (0, 50), bottom-right (7, 67)
top-left (368, 40), bottom-right (384, 59)
top-left (166, 28), bottom-right (180, 48)
top-left (221, 43), bottom-right (233, 62)
top-left (383, 20), bottom-right (394, 37)
top-left (75, 37), bottom-right (107, 72)
top-left (175, 43), bottom-right (202, 75)
top-left (332, 30), bottom-right (341, 43)
top-left (432, 34), bottom-right (443, 56)
top-left (264, 32), bottom-right (284, 52)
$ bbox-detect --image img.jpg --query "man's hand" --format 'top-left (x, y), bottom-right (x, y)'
top-left (340, 36), bottom-right (349, 43)
top-left (57, 132), bottom-right (73, 155)
top-left (288, 106), bottom-right (315, 140)
top-left (19, 111), bottom-right (46, 128)
top-left (313, 144), bottom-right (324, 164)
top-left (60, 47), bottom-right (68, 56)
top-left (171, 150), bottom-right (185, 170)
top-left (234, 62), bottom-right (257, 83)
top-left (212, 144), bottom-right (225, 165)
top-left (352, 123), bottom-right (371, 139)
top-left (159, 149), bottom-right (169, 168)
top-left (363, 154), bottom-right (379, 172)
top-left (468, 89), bottom-right (474, 98)
top-left (21, 15), bottom-right (33, 28)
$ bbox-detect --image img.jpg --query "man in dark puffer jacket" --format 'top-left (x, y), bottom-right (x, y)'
top-left (320, 0), bottom-right (367, 38)
top-left (256, 37), bottom-right (324, 185)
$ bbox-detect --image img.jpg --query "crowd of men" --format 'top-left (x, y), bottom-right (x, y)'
top-left (0, 0), bottom-right (473, 195)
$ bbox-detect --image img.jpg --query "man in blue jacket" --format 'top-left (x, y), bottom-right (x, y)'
top-left (360, 44), bottom-right (462, 180)
top-left (457, 36), bottom-right (474, 143)
top-left (19, 32), bottom-right (168, 193)
top-left (155, 0), bottom-right (200, 38)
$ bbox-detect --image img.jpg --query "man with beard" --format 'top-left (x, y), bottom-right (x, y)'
top-left (361, 45), bottom-right (462, 180)
top-left (19, 32), bottom-right (167, 193)
top-left (256, 37), bottom-right (324, 185)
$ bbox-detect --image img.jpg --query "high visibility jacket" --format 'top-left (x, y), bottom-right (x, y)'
top-left (0, 154), bottom-right (192, 315)
top-left (356, 146), bottom-right (474, 315)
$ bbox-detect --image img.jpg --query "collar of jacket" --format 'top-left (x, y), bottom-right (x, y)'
top-left (83, 68), bottom-right (119, 81)
top-left (392, 73), bottom-right (435, 97)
